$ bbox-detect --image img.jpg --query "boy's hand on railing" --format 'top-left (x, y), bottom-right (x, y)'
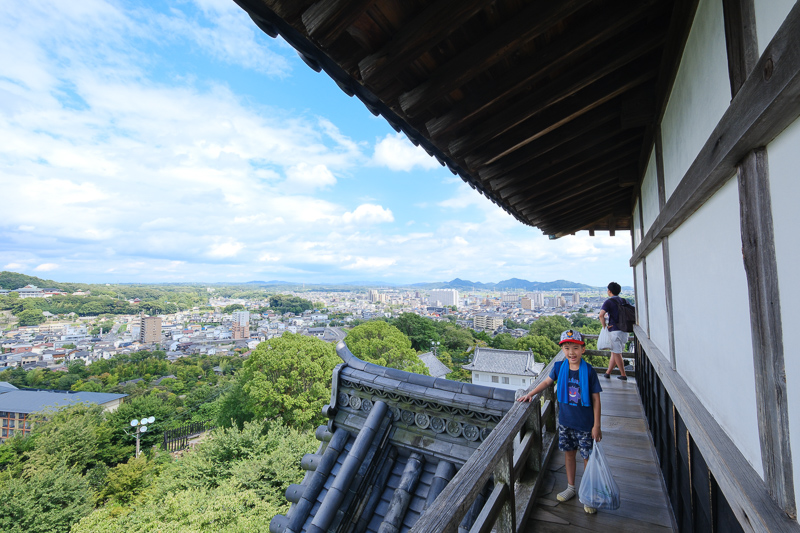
top-left (517, 391), bottom-right (535, 402)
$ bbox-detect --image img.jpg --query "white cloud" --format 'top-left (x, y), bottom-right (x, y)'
top-left (342, 257), bottom-right (397, 270)
top-left (342, 204), bottom-right (394, 225)
top-left (207, 240), bottom-right (244, 258)
top-left (285, 163), bottom-right (337, 190)
top-left (34, 263), bottom-right (59, 272)
top-left (372, 133), bottom-right (440, 171)
top-left (258, 253), bottom-right (280, 262)
top-left (3, 263), bottom-right (25, 270)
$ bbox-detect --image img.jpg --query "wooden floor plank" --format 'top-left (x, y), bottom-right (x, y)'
top-left (524, 377), bottom-right (676, 532)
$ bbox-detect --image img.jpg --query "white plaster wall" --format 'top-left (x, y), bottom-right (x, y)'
top-left (633, 200), bottom-right (642, 248)
top-left (766, 117), bottom-right (800, 495)
top-left (641, 147), bottom-right (659, 234)
top-left (669, 178), bottom-right (762, 477)
top-left (660, 0), bottom-right (731, 199)
top-left (644, 243), bottom-right (669, 358)
top-left (754, 0), bottom-right (795, 56)
top-left (634, 262), bottom-right (648, 334)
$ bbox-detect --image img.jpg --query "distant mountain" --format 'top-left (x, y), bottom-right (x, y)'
top-left (409, 278), bottom-right (598, 291)
top-left (0, 271), bottom-right (85, 292)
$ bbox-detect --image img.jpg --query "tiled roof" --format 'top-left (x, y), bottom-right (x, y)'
top-left (417, 352), bottom-right (451, 379)
top-left (269, 342), bottom-right (515, 533)
top-left (0, 390), bottom-right (126, 414)
top-left (462, 347), bottom-right (544, 376)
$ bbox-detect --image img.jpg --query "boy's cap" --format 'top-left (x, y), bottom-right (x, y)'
top-left (559, 329), bottom-right (585, 345)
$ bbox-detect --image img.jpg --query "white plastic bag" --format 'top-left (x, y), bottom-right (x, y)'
top-left (579, 442), bottom-right (620, 510)
top-left (597, 327), bottom-right (612, 351)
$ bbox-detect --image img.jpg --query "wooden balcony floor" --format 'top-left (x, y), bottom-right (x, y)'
top-left (526, 375), bottom-right (676, 532)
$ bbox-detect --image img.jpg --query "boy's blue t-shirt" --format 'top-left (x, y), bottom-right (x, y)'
top-left (549, 361), bottom-right (602, 432)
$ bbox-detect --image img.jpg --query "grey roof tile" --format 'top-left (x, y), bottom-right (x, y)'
top-left (465, 347), bottom-right (544, 376)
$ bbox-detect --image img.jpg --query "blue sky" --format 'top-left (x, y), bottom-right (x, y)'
top-left (0, 0), bottom-right (633, 286)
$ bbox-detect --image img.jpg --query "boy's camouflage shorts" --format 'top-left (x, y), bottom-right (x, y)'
top-left (557, 423), bottom-right (594, 459)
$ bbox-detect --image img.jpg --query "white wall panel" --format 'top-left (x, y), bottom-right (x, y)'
top-left (669, 178), bottom-right (762, 477)
top-left (634, 262), bottom-right (648, 334)
top-left (660, 0), bottom-right (730, 199)
top-left (641, 147), bottom-right (659, 234)
top-left (766, 117), bottom-right (800, 496)
top-left (754, 0), bottom-right (795, 56)
top-left (645, 243), bottom-right (669, 357)
top-left (633, 200), bottom-right (642, 248)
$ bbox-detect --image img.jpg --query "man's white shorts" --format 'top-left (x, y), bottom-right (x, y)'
top-left (610, 330), bottom-right (628, 354)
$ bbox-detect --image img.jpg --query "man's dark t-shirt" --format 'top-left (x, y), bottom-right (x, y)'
top-left (549, 361), bottom-right (602, 432)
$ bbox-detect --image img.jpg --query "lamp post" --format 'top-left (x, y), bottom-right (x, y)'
top-left (128, 416), bottom-right (155, 458)
top-left (431, 341), bottom-right (440, 358)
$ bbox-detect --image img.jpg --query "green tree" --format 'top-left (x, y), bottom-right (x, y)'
top-left (528, 315), bottom-right (572, 343)
top-left (440, 325), bottom-right (474, 353)
top-left (222, 304), bottom-right (245, 314)
top-left (570, 313), bottom-right (598, 329)
top-left (489, 333), bottom-right (517, 350)
top-left (16, 308), bottom-right (46, 326)
top-left (393, 313), bottom-right (439, 351)
top-left (24, 404), bottom-right (120, 476)
top-left (514, 335), bottom-right (560, 362)
top-left (0, 463), bottom-right (93, 533)
top-left (235, 334), bottom-right (339, 429)
top-left (345, 321), bottom-right (428, 374)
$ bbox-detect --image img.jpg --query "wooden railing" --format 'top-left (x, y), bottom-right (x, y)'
top-left (410, 354), bottom-right (562, 533)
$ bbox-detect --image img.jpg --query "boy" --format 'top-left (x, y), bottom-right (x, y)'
top-left (517, 329), bottom-right (602, 513)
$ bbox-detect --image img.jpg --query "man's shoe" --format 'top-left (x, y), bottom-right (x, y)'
top-left (617, 375), bottom-right (628, 381)
top-left (603, 373), bottom-right (610, 379)
top-left (584, 505), bottom-right (597, 514)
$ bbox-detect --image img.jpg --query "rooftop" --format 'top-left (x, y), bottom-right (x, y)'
top-left (0, 389), bottom-right (127, 414)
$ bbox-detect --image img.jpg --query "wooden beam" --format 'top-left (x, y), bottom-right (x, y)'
top-left (449, 59), bottom-right (656, 158)
top-left (723, 0), bottom-right (795, 518)
top-left (638, 195), bottom-right (651, 336)
top-left (545, 201), bottom-right (631, 237)
top-left (527, 185), bottom-right (627, 225)
top-left (470, 105), bottom-right (619, 176)
top-left (738, 149), bottom-right (796, 518)
top-left (489, 127), bottom-right (635, 195)
top-left (722, 0), bottom-right (758, 97)
top-left (630, 2), bottom-right (800, 267)
top-left (397, 0), bottom-right (593, 117)
top-left (358, 0), bottom-right (496, 86)
top-left (504, 138), bottom-right (641, 204)
top-left (653, 128), bottom-right (676, 368)
top-left (516, 160), bottom-right (634, 215)
top-left (635, 326), bottom-right (800, 532)
top-left (426, 3), bottom-right (664, 141)
top-left (518, 165), bottom-right (636, 214)
top-left (301, 0), bottom-right (377, 48)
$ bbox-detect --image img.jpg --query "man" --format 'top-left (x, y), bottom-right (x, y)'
top-left (599, 282), bottom-right (628, 381)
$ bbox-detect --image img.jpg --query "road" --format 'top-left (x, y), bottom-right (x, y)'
top-left (327, 327), bottom-right (346, 342)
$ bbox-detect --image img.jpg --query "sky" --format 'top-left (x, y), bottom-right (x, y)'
top-left (0, 0), bottom-right (633, 287)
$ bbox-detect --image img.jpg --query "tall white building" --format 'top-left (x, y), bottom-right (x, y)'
top-left (231, 311), bottom-right (250, 327)
top-left (430, 289), bottom-right (459, 308)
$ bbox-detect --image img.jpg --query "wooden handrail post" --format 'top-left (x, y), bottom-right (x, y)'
top-left (525, 394), bottom-right (543, 473)
top-left (544, 383), bottom-right (556, 433)
top-left (494, 446), bottom-right (516, 532)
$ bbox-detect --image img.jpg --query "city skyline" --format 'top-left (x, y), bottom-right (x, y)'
top-left (0, 0), bottom-right (632, 287)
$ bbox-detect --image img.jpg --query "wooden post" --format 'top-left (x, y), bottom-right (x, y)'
top-left (738, 149), bottom-right (796, 518)
top-left (525, 396), bottom-right (543, 473)
top-left (494, 446), bottom-right (516, 532)
top-left (543, 384), bottom-right (556, 434)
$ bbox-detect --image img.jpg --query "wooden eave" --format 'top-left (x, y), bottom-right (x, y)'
top-left (234, 0), bottom-right (685, 237)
